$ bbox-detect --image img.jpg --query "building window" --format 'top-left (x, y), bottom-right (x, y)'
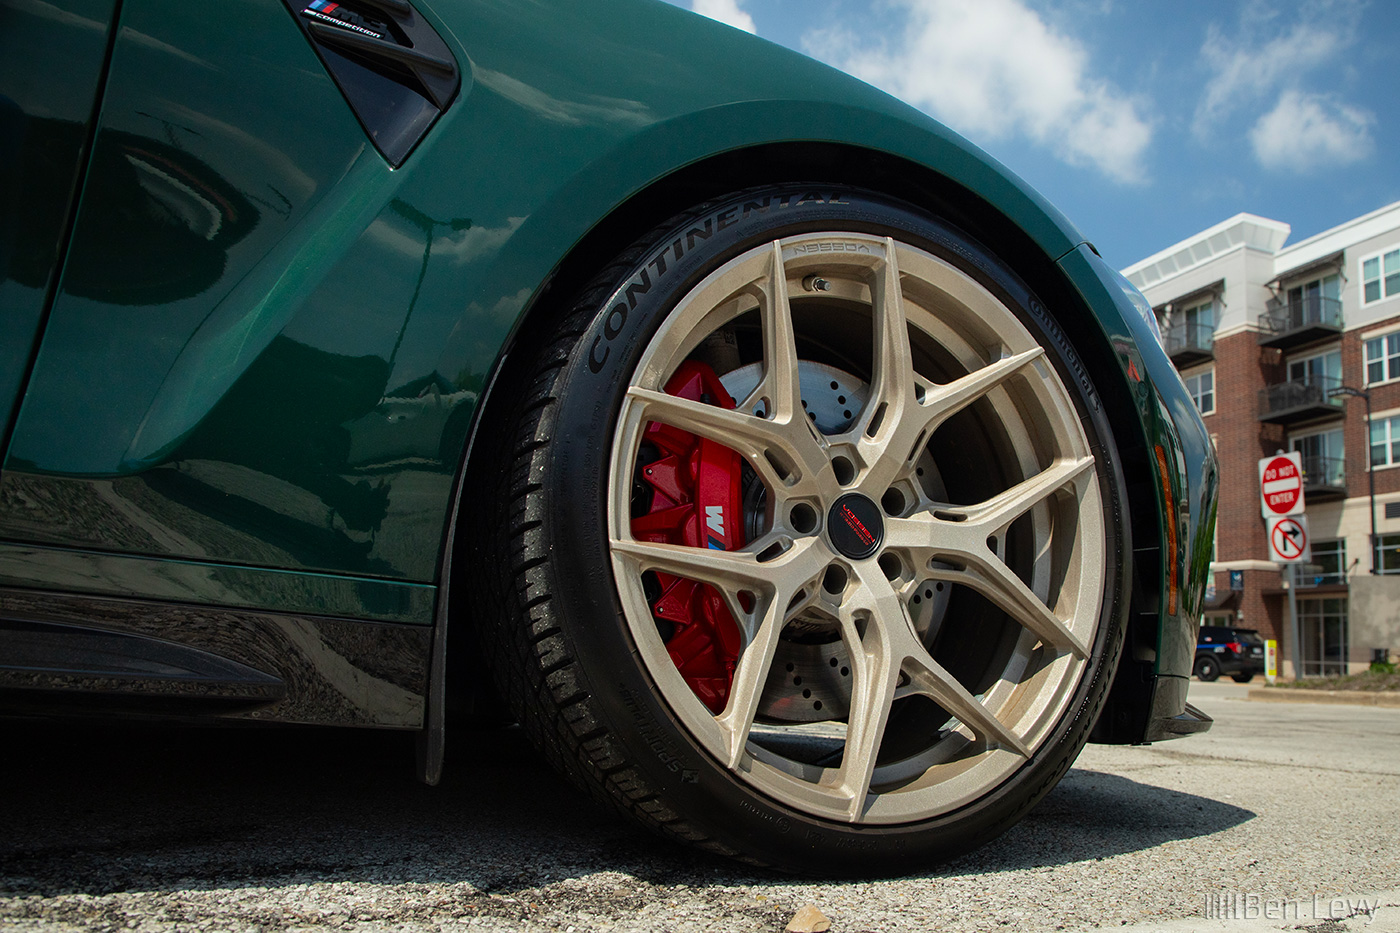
top-left (1292, 429), bottom-right (1344, 486)
top-left (1287, 348), bottom-right (1342, 384)
top-left (1362, 247), bottom-right (1400, 305)
top-left (1375, 533), bottom-right (1400, 575)
top-left (1286, 273), bottom-right (1341, 309)
top-left (1180, 298), bottom-right (1214, 332)
top-left (1370, 415), bottom-right (1400, 468)
top-left (1296, 597), bottom-right (1348, 677)
top-left (1366, 332), bottom-right (1400, 385)
top-left (1305, 538), bottom-right (1346, 585)
top-left (1184, 370), bottom-right (1214, 415)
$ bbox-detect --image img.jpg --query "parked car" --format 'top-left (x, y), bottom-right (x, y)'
top-left (0, 0), bottom-right (1217, 874)
top-left (1195, 626), bottom-right (1267, 682)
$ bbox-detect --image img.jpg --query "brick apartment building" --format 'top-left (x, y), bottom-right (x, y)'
top-left (1124, 200), bottom-right (1400, 677)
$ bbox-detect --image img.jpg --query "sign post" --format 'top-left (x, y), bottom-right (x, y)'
top-left (1260, 452), bottom-right (1307, 679)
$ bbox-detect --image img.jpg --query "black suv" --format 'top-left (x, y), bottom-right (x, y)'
top-left (1195, 626), bottom-right (1268, 682)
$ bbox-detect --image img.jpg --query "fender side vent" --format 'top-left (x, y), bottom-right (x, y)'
top-left (282, 0), bottom-right (462, 167)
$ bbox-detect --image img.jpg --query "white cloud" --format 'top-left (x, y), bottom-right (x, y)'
top-left (1249, 89), bottom-right (1375, 173)
top-left (1193, 2), bottom-right (1373, 173)
top-left (803, 0), bottom-right (1153, 184)
top-left (690, 0), bottom-right (755, 34)
top-left (1194, 14), bottom-right (1351, 134)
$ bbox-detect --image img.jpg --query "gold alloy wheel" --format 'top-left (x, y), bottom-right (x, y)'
top-left (607, 232), bottom-right (1107, 825)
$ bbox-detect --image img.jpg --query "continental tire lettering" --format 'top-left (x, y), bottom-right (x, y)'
top-left (803, 828), bottom-right (877, 850)
top-left (1027, 296), bottom-right (1100, 413)
top-left (604, 303), bottom-right (628, 339)
top-left (741, 198), bottom-right (770, 218)
top-left (588, 336), bottom-right (609, 373)
top-left (738, 797), bottom-right (791, 833)
top-left (618, 685), bottom-right (691, 775)
top-left (685, 219), bottom-right (714, 250)
top-left (586, 192), bottom-right (857, 378)
top-left (624, 267), bottom-right (651, 309)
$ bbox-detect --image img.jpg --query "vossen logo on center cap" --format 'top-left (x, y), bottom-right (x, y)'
top-left (828, 494), bottom-right (884, 560)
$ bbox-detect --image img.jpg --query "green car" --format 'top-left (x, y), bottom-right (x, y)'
top-left (0, 0), bottom-right (1216, 874)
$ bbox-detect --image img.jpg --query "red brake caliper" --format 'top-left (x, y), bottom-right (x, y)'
top-left (630, 361), bottom-right (747, 713)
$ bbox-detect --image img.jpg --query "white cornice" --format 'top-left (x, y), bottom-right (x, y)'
top-left (1122, 214), bottom-right (1291, 290)
top-left (1275, 200), bottom-right (1400, 270)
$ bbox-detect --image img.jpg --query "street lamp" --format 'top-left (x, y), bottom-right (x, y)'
top-left (1329, 385), bottom-right (1378, 574)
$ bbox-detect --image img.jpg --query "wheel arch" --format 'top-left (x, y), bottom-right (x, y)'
top-left (433, 137), bottom-right (1163, 754)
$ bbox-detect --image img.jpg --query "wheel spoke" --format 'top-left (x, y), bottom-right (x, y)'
top-left (715, 595), bottom-right (790, 769)
top-left (613, 535), bottom-right (828, 635)
top-left (831, 575), bottom-right (903, 822)
top-left (953, 455), bottom-right (1095, 534)
top-left (883, 455), bottom-right (1094, 658)
top-left (831, 567), bottom-right (1031, 822)
top-left (861, 238), bottom-right (914, 444)
top-left (925, 556), bottom-right (1089, 659)
top-left (611, 536), bottom-right (771, 591)
top-left (914, 348), bottom-right (1045, 438)
top-left (623, 533), bottom-right (830, 770)
top-left (626, 387), bottom-right (829, 499)
top-left (742, 241), bottom-right (803, 423)
top-left (899, 651), bottom-right (1029, 757)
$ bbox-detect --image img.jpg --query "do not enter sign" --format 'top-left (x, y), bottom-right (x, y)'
top-left (1259, 452), bottom-right (1306, 517)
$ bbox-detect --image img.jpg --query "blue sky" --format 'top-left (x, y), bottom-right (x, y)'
top-left (670, 0), bottom-right (1400, 270)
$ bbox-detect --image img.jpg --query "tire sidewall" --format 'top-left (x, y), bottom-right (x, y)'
top-left (539, 187), bottom-right (1128, 872)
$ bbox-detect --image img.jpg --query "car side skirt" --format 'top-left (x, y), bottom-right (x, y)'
top-left (0, 588), bottom-right (428, 728)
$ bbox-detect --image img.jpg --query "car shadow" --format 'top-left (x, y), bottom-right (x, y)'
top-left (0, 721), bottom-right (1254, 898)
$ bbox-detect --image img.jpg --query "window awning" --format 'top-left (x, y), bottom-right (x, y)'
top-left (1153, 279), bottom-right (1225, 314)
top-left (1269, 251), bottom-right (1345, 290)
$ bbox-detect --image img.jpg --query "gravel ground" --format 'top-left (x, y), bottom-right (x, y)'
top-left (2, 682), bottom-right (1397, 932)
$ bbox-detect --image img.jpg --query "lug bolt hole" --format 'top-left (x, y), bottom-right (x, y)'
top-left (880, 487), bottom-right (907, 516)
top-left (832, 456), bottom-right (855, 486)
top-left (789, 503), bottom-right (818, 535)
top-left (822, 564), bottom-right (848, 595)
top-left (878, 553), bottom-right (903, 581)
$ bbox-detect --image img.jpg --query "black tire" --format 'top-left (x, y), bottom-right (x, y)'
top-left (1195, 657), bottom-right (1221, 682)
top-left (1231, 672), bottom-right (1254, 683)
top-left (476, 187), bottom-right (1130, 875)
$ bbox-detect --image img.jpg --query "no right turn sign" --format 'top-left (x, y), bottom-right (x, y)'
top-left (1267, 514), bottom-right (1311, 564)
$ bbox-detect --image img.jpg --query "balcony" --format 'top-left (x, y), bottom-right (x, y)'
top-left (1258, 374), bottom-right (1345, 424)
top-left (1163, 322), bottom-right (1214, 367)
top-left (1257, 296), bottom-right (1343, 349)
top-left (1299, 454), bottom-right (1346, 501)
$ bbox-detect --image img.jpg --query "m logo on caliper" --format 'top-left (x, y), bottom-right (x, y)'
top-left (705, 505), bottom-right (725, 548)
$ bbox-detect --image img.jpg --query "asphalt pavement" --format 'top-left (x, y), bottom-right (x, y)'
top-left (2, 681), bottom-right (1398, 932)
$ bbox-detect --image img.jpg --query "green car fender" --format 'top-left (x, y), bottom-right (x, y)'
top-left (0, 0), bottom-right (1212, 748)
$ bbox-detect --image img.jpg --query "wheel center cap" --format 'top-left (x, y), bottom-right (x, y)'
top-left (827, 493), bottom-right (885, 560)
